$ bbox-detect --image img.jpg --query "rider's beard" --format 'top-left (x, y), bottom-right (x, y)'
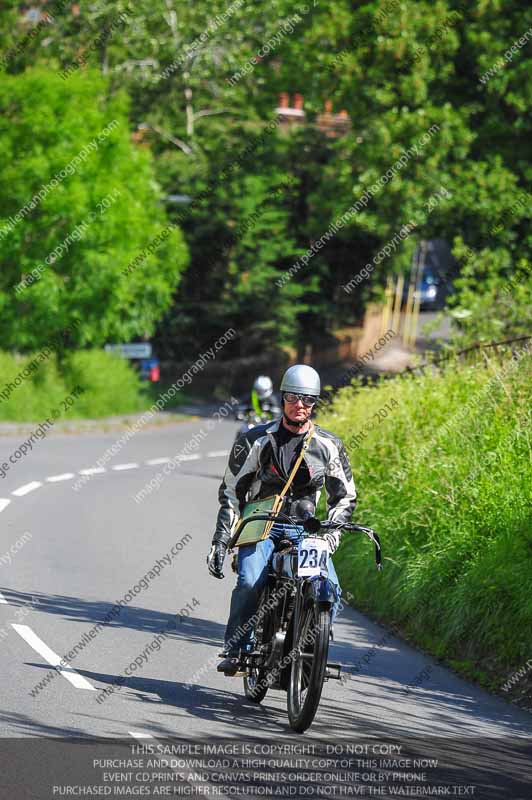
top-left (283, 411), bottom-right (306, 428)
top-left (282, 405), bottom-right (310, 429)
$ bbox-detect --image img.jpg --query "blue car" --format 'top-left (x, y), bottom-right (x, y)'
top-left (403, 239), bottom-right (455, 310)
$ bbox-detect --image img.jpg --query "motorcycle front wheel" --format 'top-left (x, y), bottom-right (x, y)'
top-left (287, 594), bottom-right (330, 733)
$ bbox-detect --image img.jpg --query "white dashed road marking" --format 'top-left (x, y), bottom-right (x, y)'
top-left (12, 624), bottom-right (95, 691)
top-left (4, 449), bottom-right (230, 507)
top-left (46, 473), bottom-right (76, 483)
top-left (12, 482), bottom-right (42, 497)
top-left (128, 732), bottom-right (154, 740)
top-left (2, 447), bottom-right (231, 698)
top-left (79, 467), bottom-right (106, 476)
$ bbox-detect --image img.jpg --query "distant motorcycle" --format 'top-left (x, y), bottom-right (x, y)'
top-left (234, 401), bottom-right (281, 441)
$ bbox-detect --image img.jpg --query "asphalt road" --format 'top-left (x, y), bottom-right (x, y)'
top-left (1, 415), bottom-right (531, 782)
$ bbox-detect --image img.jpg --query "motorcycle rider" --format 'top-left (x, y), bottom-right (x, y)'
top-left (249, 375), bottom-right (280, 417)
top-left (235, 375), bottom-right (280, 429)
top-left (207, 364), bottom-right (357, 675)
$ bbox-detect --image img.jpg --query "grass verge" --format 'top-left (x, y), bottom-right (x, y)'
top-left (318, 343), bottom-right (532, 706)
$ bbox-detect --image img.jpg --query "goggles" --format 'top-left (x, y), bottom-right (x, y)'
top-left (283, 392), bottom-right (318, 407)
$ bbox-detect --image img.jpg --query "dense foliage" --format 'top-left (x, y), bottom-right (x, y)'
top-left (0, 0), bottom-right (530, 354)
top-left (0, 349), bottom-right (149, 420)
top-left (0, 68), bottom-right (188, 350)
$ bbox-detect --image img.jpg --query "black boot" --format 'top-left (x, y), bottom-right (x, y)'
top-left (217, 652), bottom-right (242, 675)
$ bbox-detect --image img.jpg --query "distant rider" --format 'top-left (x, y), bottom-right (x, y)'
top-left (249, 375), bottom-right (280, 417)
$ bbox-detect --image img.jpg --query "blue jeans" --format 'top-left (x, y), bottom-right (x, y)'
top-left (224, 522), bottom-right (342, 656)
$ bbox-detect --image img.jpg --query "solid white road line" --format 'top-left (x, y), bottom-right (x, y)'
top-left (12, 624), bottom-right (95, 691)
top-left (79, 467), bottom-right (106, 475)
top-left (0, 498), bottom-right (11, 512)
top-left (46, 473), bottom-right (76, 483)
top-left (0, 593), bottom-right (7, 604)
top-left (12, 482), bottom-right (42, 497)
top-left (129, 732), bottom-right (154, 740)
top-left (207, 450), bottom-right (230, 458)
top-left (145, 458), bottom-right (171, 466)
top-left (112, 463), bottom-right (140, 471)
top-left (179, 454), bottom-right (201, 461)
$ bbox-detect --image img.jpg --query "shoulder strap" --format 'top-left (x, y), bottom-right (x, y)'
top-left (278, 423), bottom-right (315, 500)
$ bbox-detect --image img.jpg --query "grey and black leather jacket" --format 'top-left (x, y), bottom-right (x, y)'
top-left (213, 418), bottom-right (357, 546)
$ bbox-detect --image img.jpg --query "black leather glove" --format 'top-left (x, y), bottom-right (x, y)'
top-left (207, 541), bottom-right (227, 579)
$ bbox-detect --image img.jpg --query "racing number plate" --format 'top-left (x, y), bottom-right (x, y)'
top-left (297, 537), bottom-right (329, 577)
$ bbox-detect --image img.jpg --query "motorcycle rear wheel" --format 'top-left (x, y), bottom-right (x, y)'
top-left (243, 588), bottom-right (272, 703)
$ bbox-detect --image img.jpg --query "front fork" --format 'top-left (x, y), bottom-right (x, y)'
top-left (289, 575), bottom-right (342, 681)
top-left (292, 574), bottom-right (337, 644)
top-left (308, 573), bottom-right (340, 612)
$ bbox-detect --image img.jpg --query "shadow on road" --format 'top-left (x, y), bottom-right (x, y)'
top-left (5, 587), bottom-right (532, 745)
top-left (3, 588), bottom-right (448, 692)
top-left (0, 710), bottom-right (88, 738)
top-left (1, 588), bottom-right (226, 645)
top-left (86, 668), bottom-right (287, 732)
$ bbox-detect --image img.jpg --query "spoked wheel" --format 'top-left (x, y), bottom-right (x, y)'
top-left (243, 588), bottom-right (273, 703)
top-left (287, 593), bottom-right (330, 732)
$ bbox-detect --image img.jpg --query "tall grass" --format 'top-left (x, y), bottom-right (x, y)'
top-left (319, 346), bottom-right (532, 686)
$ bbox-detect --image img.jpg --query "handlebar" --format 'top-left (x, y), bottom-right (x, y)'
top-left (228, 512), bottom-right (382, 570)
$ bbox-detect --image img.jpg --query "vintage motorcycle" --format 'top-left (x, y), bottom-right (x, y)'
top-left (227, 510), bottom-right (381, 733)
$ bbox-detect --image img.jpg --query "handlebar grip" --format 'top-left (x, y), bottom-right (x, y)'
top-left (340, 523), bottom-right (382, 570)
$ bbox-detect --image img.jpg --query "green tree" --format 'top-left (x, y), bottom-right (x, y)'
top-left (448, 237), bottom-right (531, 345)
top-left (0, 68), bottom-right (188, 350)
top-left (2, 0), bottom-right (531, 354)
